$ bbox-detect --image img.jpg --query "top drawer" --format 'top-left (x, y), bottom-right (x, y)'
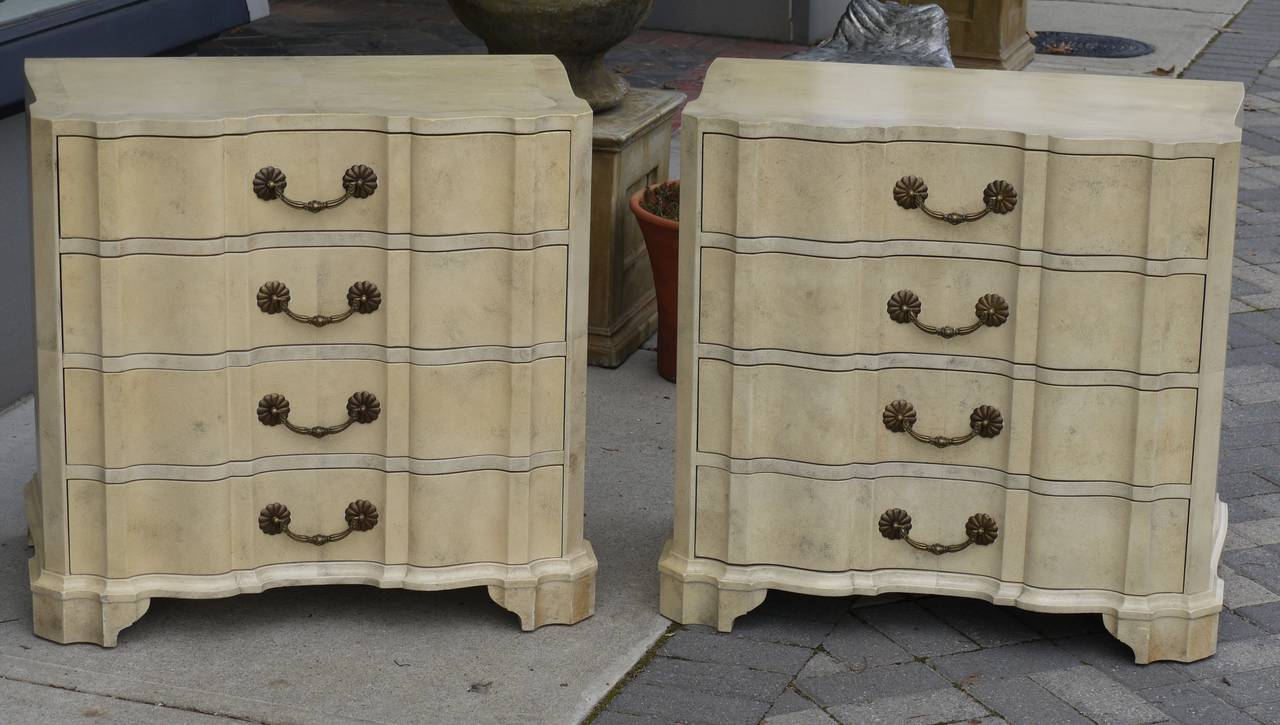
top-left (56, 130), bottom-right (571, 241)
top-left (700, 135), bottom-right (1214, 260)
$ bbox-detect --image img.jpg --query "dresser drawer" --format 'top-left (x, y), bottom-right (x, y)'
top-left (694, 468), bottom-right (1188, 594)
top-left (701, 135), bottom-right (1212, 259)
top-left (699, 249), bottom-right (1204, 374)
top-left (61, 246), bottom-right (567, 357)
top-left (66, 467), bottom-right (564, 577)
top-left (56, 130), bottom-right (570, 241)
top-left (696, 361), bottom-right (1196, 487)
top-left (63, 358), bottom-right (565, 470)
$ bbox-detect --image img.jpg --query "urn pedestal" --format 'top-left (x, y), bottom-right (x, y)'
top-left (447, 0), bottom-right (655, 112)
top-left (906, 0), bottom-right (1033, 70)
top-left (588, 89), bottom-right (683, 368)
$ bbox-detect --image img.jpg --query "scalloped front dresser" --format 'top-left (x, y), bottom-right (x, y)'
top-left (24, 56), bottom-right (596, 646)
top-left (659, 59), bottom-right (1244, 663)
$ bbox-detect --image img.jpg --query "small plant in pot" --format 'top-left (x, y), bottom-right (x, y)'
top-left (630, 180), bottom-right (680, 382)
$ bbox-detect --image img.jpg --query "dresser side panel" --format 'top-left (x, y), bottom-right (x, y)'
top-left (561, 110), bottom-right (592, 556)
top-left (672, 114), bottom-right (706, 556)
top-left (1185, 141), bottom-right (1240, 594)
top-left (30, 114), bottom-right (68, 575)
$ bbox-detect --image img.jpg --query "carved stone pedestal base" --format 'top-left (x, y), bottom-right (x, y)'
top-left (588, 89), bottom-right (684, 368)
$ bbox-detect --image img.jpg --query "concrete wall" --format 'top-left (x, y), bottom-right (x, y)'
top-left (644, 0), bottom-right (849, 44)
top-left (0, 112), bottom-right (34, 409)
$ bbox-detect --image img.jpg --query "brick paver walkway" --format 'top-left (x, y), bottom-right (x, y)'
top-left (201, 2), bottom-right (1280, 723)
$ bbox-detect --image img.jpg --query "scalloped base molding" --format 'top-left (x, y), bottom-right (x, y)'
top-left (27, 474), bottom-right (596, 647)
top-left (658, 501), bottom-right (1226, 664)
top-left (30, 549), bottom-right (597, 647)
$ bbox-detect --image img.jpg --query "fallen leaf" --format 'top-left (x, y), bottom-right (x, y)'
top-left (1027, 30), bottom-right (1038, 39)
top-left (1045, 41), bottom-right (1074, 55)
top-left (1149, 65), bottom-right (1175, 76)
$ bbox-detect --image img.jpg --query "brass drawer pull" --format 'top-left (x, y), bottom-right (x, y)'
top-left (257, 281), bottom-right (381, 327)
top-left (882, 400), bottom-right (1003, 448)
top-left (887, 290), bottom-right (1008, 339)
top-left (258, 500), bottom-right (379, 546)
top-left (878, 508), bottom-right (999, 555)
top-left (256, 391), bottom-right (381, 439)
top-left (252, 164), bottom-right (378, 213)
top-left (893, 176), bottom-right (1018, 225)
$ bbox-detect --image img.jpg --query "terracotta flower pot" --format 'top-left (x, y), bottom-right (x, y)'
top-left (630, 182), bottom-right (679, 382)
top-left (446, 0), bottom-right (654, 112)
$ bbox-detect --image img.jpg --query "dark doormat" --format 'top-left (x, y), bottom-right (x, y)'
top-left (1032, 31), bottom-right (1154, 58)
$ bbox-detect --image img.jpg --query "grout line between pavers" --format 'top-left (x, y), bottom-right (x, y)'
top-left (582, 624), bottom-right (679, 724)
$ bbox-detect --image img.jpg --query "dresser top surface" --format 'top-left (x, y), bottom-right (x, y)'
top-left (689, 59), bottom-right (1244, 145)
top-left (25, 56), bottom-right (589, 122)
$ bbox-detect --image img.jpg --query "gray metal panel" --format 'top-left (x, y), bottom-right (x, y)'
top-left (642, 0), bottom-right (845, 43)
top-left (808, 0), bottom-right (854, 43)
top-left (0, 111), bottom-right (33, 408)
top-left (0, 0), bottom-right (258, 110)
top-left (643, 0), bottom-right (796, 43)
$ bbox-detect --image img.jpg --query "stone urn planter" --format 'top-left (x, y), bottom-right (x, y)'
top-left (630, 181), bottom-right (679, 382)
top-left (447, 0), bottom-right (654, 112)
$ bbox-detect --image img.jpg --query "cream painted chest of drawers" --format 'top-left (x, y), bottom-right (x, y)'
top-left (659, 59), bottom-right (1243, 663)
top-left (24, 56), bottom-right (596, 646)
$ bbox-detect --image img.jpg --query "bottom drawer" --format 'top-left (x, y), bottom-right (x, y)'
top-left (68, 467), bottom-right (564, 577)
top-left (694, 468), bottom-right (1189, 595)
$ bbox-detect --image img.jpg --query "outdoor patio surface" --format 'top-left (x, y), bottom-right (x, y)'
top-left (1, 0), bottom-right (1280, 723)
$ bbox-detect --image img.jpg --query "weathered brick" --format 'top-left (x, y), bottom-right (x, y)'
top-left (1200, 665), bottom-right (1280, 707)
top-left (1054, 634), bottom-right (1190, 690)
top-left (1218, 568), bottom-right (1280, 614)
top-left (752, 591), bottom-right (853, 623)
top-left (966, 675), bottom-right (1092, 725)
top-left (1224, 546), bottom-right (1280, 593)
top-left (1142, 681), bottom-right (1263, 725)
top-left (1230, 381), bottom-right (1280, 405)
top-left (1239, 601), bottom-right (1280, 634)
top-left (632, 656), bottom-right (792, 703)
top-left (1228, 322), bottom-right (1272, 349)
top-left (1181, 634), bottom-right (1280, 678)
top-left (1218, 609), bottom-right (1269, 643)
top-left (796, 661), bottom-right (948, 708)
top-left (1229, 498), bottom-right (1280, 524)
top-left (607, 683), bottom-right (770, 725)
top-left (854, 600), bottom-right (979, 657)
top-left (762, 707), bottom-right (838, 725)
top-left (1218, 445), bottom-right (1280, 474)
top-left (659, 629), bottom-right (812, 674)
top-left (593, 711), bottom-right (670, 725)
top-left (918, 596), bottom-right (1040, 648)
top-left (1235, 516), bottom-right (1280, 545)
top-left (730, 614), bottom-right (835, 648)
top-left (1249, 700), bottom-right (1280, 724)
top-left (932, 640), bottom-right (1082, 683)
top-left (1030, 665), bottom-right (1168, 724)
top-left (1010, 610), bottom-right (1104, 640)
top-left (765, 688), bottom-right (822, 718)
top-left (819, 615), bottom-right (913, 670)
top-left (1218, 472), bottom-right (1280, 499)
top-left (827, 687), bottom-right (989, 725)
top-left (797, 652), bottom-right (850, 680)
